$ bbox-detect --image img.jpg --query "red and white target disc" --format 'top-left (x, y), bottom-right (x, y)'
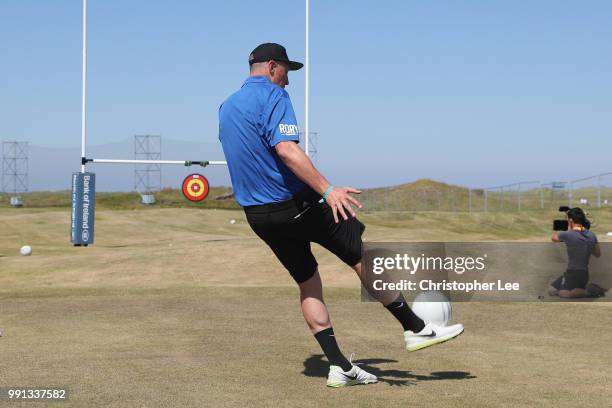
top-left (182, 174), bottom-right (210, 202)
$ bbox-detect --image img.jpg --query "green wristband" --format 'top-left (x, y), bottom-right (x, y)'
top-left (320, 185), bottom-right (334, 203)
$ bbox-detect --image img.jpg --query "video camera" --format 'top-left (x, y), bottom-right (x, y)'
top-left (553, 206), bottom-right (592, 231)
top-left (553, 206), bottom-right (570, 231)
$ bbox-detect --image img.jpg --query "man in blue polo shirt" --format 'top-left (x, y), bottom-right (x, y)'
top-left (218, 73), bottom-right (303, 206)
top-left (218, 43), bottom-right (463, 387)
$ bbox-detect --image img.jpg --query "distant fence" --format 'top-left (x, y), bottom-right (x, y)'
top-left (360, 172), bottom-right (612, 213)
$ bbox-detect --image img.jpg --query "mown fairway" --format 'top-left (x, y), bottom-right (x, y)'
top-left (1, 207), bottom-right (611, 407)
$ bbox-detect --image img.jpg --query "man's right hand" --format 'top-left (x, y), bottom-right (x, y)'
top-left (324, 187), bottom-right (363, 223)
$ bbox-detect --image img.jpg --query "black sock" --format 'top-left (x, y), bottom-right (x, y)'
top-left (385, 293), bottom-right (425, 332)
top-left (314, 327), bottom-right (352, 372)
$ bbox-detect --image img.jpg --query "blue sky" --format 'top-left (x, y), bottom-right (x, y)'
top-left (1, 0), bottom-right (611, 188)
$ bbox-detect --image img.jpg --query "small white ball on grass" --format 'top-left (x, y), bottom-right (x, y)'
top-left (20, 245), bottom-right (32, 256)
top-left (230, 219), bottom-right (236, 224)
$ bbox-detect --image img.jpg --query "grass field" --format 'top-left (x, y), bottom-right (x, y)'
top-left (1, 206), bottom-right (611, 407)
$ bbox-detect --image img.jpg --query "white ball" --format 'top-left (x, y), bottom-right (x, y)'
top-left (229, 219), bottom-right (236, 224)
top-left (411, 291), bottom-right (452, 326)
top-left (20, 245), bottom-right (32, 256)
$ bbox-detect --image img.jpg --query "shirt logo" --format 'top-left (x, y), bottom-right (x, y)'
top-left (279, 124), bottom-right (299, 136)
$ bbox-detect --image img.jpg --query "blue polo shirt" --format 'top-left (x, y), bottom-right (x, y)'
top-left (218, 76), bottom-right (305, 206)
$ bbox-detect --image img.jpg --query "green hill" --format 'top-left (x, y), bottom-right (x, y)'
top-left (2, 178), bottom-right (611, 213)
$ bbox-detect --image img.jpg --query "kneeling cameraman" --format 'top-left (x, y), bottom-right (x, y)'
top-left (549, 207), bottom-right (601, 298)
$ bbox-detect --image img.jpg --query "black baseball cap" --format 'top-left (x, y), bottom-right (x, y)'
top-left (248, 43), bottom-right (303, 71)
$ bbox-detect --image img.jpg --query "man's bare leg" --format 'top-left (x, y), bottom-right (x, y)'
top-left (298, 270), bottom-right (331, 333)
top-left (351, 261), bottom-right (425, 332)
top-left (299, 270), bottom-right (352, 372)
top-left (351, 261), bottom-right (397, 306)
top-left (299, 269), bottom-right (378, 386)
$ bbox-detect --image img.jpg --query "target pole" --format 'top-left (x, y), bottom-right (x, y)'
top-left (81, 0), bottom-right (88, 173)
top-left (84, 159), bottom-right (227, 166)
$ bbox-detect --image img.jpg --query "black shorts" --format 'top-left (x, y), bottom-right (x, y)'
top-left (551, 269), bottom-right (589, 291)
top-left (244, 187), bottom-right (365, 284)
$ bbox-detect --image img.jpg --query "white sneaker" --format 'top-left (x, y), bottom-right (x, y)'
top-left (326, 355), bottom-right (378, 388)
top-left (404, 323), bottom-right (464, 352)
